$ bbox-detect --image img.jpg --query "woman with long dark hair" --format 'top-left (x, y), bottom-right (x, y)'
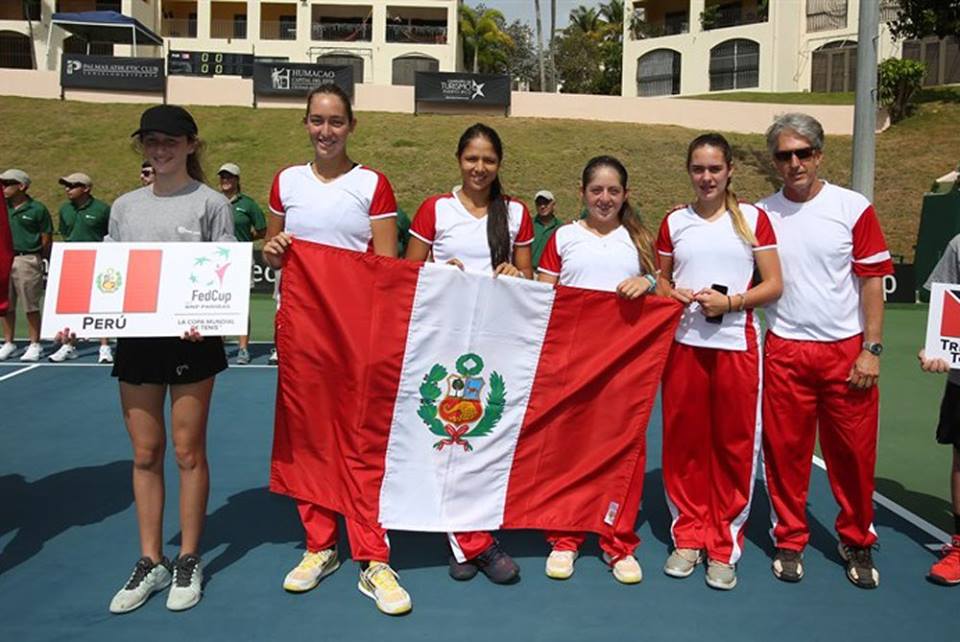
top-left (107, 105), bottom-right (235, 614)
top-left (537, 155), bottom-right (658, 584)
top-left (656, 133), bottom-right (781, 590)
top-left (262, 84), bottom-right (411, 616)
top-left (406, 123), bottom-right (532, 584)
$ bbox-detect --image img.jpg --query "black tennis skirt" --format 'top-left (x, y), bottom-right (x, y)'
top-left (936, 381), bottom-right (960, 450)
top-left (111, 337), bottom-right (227, 385)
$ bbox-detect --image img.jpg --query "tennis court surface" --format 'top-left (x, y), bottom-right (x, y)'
top-left (0, 332), bottom-right (954, 642)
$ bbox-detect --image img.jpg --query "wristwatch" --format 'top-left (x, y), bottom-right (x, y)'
top-left (863, 341), bottom-right (884, 356)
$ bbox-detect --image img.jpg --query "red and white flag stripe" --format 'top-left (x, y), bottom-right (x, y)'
top-left (270, 242), bottom-right (681, 536)
top-left (56, 248), bottom-right (162, 314)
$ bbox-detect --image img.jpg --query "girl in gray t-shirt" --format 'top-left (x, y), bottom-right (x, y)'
top-left (107, 105), bottom-right (235, 616)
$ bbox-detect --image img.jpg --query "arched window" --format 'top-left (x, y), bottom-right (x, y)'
top-left (636, 49), bottom-right (681, 96)
top-left (0, 31), bottom-right (33, 69)
top-left (316, 54), bottom-right (364, 84)
top-left (63, 35), bottom-right (114, 57)
top-left (811, 40), bottom-right (857, 93)
top-left (709, 39), bottom-right (758, 91)
top-left (392, 54), bottom-right (438, 86)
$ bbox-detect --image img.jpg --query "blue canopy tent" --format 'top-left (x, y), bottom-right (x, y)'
top-left (46, 10), bottom-right (163, 60)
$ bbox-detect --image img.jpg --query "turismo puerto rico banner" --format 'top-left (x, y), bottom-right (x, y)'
top-left (41, 242), bottom-right (252, 339)
top-left (925, 282), bottom-right (960, 367)
top-left (270, 242), bottom-right (681, 534)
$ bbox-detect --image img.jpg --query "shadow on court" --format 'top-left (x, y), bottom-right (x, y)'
top-left (0, 460), bottom-right (133, 576)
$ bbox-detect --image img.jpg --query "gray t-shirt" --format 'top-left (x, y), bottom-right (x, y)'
top-left (106, 182), bottom-right (236, 243)
top-left (924, 234), bottom-right (960, 383)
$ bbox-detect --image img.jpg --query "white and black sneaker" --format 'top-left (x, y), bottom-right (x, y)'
top-left (167, 554), bottom-right (203, 611)
top-left (109, 556), bottom-right (172, 614)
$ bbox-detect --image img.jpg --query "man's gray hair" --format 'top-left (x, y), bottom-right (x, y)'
top-left (765, 113), bottom-right (825, 156)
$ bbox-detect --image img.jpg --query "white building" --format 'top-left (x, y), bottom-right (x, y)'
top-left (622, 0), bottom-right (960, 98)
top-left (0, 0), bottom-right (461, 86)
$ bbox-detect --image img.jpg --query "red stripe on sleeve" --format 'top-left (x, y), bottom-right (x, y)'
top-left (369, 171), bottom-right (398, 217)
top-left (655, 212), bottom-right (673, 255)
top-left (55, 249), bottom-right (97, 314)
top-left (123, 249), bottom-right (163, 313)
top-left (852, 204), bottom-right (894, 277)
top-left (515, 201), bottom-right (534, 244)
top-left (754, 208), bottom-right (777, 247)
top-left (537, 230), bottom-right (562, 275)
top-left (410, 196), bottom-right (440, 244)
top-left (268, 169), bottom-right (285, 215)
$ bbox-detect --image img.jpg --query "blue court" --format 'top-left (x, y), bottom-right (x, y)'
top-left (0, 345), bottom-right (954, 642)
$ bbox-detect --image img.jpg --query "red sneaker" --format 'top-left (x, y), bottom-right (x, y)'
top-left (928, 536), bottom-right (960, 586)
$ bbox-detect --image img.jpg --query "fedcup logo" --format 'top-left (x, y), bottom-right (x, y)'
top-left (271, 67), bottom-right (291, 90)
top-left (941, 289), bottom-right (960, 338)
top-left (188, 247), bottom-right (233, 306)
top-left (66, 60), bottom-right (83, 75)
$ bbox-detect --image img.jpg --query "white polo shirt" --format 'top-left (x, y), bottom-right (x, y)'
top-left (268, 163), bottom-right (397, 252)
top-left (537, 221), bottom-right (641, 293)
top-left (757, 181), bottom-right (893, 342)
top-left (410, 190), bottom-right (534, 274)
top-left (656, 203), bottom-right (777, 351)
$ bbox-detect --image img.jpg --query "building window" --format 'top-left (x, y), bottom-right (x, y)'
top-left (903, 37), bottom-right (960, 87)
top-left (279, 15), bottom-right (297, 40)
top-left (317, 54), bottom-right (363, 83)
top-left (811, 40), bottom-right (856, 92)
top-left (233, 14), bottom-right (247, 39)
top-left (709, 39), bottom-right (758, 91)
top-left (63, 35), bottom-right (114, 56)
top-left (0, 31), bottom-right (33, 69)
top-left (392, 54), bottom-right (438, 85)
top-left (806, 0), bottom-right (847, 33)
top-left (637, 49), bottom-right (681, 96)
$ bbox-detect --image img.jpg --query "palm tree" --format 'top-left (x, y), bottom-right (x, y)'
top-left (548, 0), bottom-right (557, 90)
top-left (534, 0), bottom-right (546, 90)
top-left (599, 0), bottom-right (625, 41)
top-left (569, 5), bottom-right (602, 35)
top-left (459, 5), bottom-right (513, 73)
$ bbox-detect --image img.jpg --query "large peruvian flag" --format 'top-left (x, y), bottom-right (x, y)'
top-left (270, 242), bottom-right (681, 536)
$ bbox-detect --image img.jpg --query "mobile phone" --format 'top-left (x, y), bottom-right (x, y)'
top-left (705, 283), bottom-right (728, 324)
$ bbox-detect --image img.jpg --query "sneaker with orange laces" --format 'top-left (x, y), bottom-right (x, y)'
top-left (928, 536), bottom-right (960, 586)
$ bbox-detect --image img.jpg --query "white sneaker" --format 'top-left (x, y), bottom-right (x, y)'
top-left (282, 548), bottom-right (340, 592)
top-left (358, 562), bottom-right (412, 615)
top-left (0, 342), bottom-right (16, 360)
top-left (98, 344), bottom-right (114, 364)
top-left (109, 556), bottom-right (172, 614)
top-left (19, 342), bottom-right (41, 361)
top-left (545, 549), bottom-right (578, 580)
top-left (48, 343), bottom-right (77, 362)
top-left (664, 548), bottom-right (704, 578)
top-left (268, 347), bottom-right (279, 365)
top-left (166, 554), bottom-right (203, 611)
top-left (604, 553), bottom-right (643, 584)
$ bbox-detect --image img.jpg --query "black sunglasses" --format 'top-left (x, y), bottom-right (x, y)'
top-left (773, 147), bottom-right (817, 162)
top-left (63, 182), bottom-right (85, 189)
top-left (1, 180), bottom-right (18, 187)
top-left (140, 168), bottom-right (154, 176)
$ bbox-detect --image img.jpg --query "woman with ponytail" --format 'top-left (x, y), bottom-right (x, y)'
top-left (406, 123), bottom-right (532, 584)
top-left (656, 133), bottom-right (782, 590)
top-left (536, 155), bottom-right (659, 584)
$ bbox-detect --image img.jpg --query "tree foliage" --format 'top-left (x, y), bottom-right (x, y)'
top-left (878, 57), bottom-right (926, 123)
top-left (888, 0), bottom-right (960, 41)
top-left (459, 5), bottom-right (514, 74)
top-left (553, 1), bottom-right (624, 94)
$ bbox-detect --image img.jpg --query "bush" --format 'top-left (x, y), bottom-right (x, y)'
top-left (878, 58), bottom-right (926, 124)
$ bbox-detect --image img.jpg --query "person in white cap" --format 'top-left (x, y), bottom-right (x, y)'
top-left (531, 189), bottom-right (561, 269)
top-left (49, 172), bottom-right (114, 363)
top-left (0, 168), bottom-right (51, 362)
top-left (217, 162), bottom-right (266, 365)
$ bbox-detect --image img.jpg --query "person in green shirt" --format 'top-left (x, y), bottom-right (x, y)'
top-left (531, 189), bottom-right (562, 269)
top-left (0, 168), bottom-right (52, 362)
top-left (218, 163), bottom-right (266, 365)
top-left (49, 172), bottom-right (114, 363)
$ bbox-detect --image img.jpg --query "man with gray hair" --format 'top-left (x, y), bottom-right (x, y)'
top-left (757, 113), bottom-right (892, 590)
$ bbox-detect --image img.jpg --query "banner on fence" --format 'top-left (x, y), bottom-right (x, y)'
top-left (414, 71), bottom-right (511, 108)
top-left (252, 62), bottom-right (354, 98)
top-left (61, 54), bottom-right (165, 92)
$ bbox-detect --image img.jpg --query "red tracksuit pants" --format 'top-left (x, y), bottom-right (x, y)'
top-left (544, 439), bottom-right (647, 562)
top-left (448, 531), bottom-right (496, 563)
top-left (762, 332), bottom-right (879, 551)
top-left (297, 500), bottom-right (390, 563)
top-left (661, 331), bottom-right (762, 565)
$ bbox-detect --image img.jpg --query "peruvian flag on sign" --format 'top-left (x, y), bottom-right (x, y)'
top-left (56, 248), bottom-right (162, 315)
top-left (270, 242), bottom-right (681, 535)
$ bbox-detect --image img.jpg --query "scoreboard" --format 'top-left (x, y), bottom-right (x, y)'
top-left (168, 51), bottom-right (255, 77)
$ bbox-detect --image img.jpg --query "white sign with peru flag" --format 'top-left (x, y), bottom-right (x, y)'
top-left (41, 242), bottom-right (252, 339)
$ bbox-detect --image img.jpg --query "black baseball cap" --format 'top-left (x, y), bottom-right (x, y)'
top-left (131, 105), bottom-right (198, 138)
